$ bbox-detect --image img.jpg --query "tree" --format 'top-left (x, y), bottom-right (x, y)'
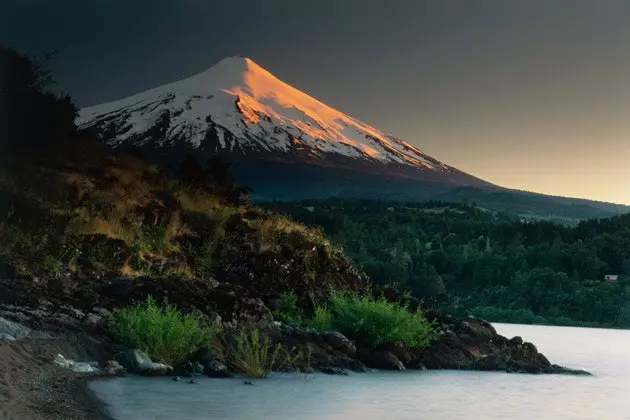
top-left (1, 44), bottom-right (78, 155)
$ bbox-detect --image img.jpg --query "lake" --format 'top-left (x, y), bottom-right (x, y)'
top-left (90, 323), bottom-right (630, 420)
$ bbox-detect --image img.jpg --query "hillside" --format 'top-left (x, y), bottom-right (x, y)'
top-left (432, 186), bottom-right (630, 223)
top-left (267, 198), bottom-right (630, 328)
top-left (0, 139), bottom-right (371, 315)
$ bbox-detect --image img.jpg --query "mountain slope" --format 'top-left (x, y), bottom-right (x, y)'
top-left (77, 56), bottom-right (488, 186)
top-left (77, 57), bottom-right (629, 220)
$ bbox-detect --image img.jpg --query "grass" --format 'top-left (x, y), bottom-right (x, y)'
top-left (272, 291), bottom-right (438, 349)
top-left (226, 328), bottom-right (305, 378)
top-left (308, 302), bottom-right (333, 331)
top-left (109, 296), bottom-right (218, 365)
top-left (273, 292), bottom-right (304, 326)
top-left (309, 292), bottom-right (438, 348)
top-left (0, 140), bottom-right (332, 281)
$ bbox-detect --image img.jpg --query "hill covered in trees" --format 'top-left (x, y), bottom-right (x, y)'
top-left (268, 199), bottom-right (630, 328)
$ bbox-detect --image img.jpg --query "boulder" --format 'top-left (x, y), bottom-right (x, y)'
top-left (357, 347), bottom-right (405, 371)
top-left (102, 360), bottom-right (126, 376)
top-left (71, 363), bottom-right (96, 373)
top-left (320, 331), bottom-right (356, 356)
top-left (203, 360), bottom-right (233, 378)
top-left (384, 342), bottom-right (412, 364)
top-left (459, 318), bottom-right (497, 339)
top-left (173, 361), bottom-right (204, 376)
top-left (53, 354), bottom-right (73, 369)
top-left (262, 322), bottom-right (365, 373)
top-left (115, 349), bottom-right (172, 376)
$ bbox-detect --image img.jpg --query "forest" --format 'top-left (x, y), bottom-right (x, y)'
top-left (268, 199), bottom-right (630, 328)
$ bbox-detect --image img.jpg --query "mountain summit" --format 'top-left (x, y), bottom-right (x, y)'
top-left (78, 56), bottom-right (486, 186)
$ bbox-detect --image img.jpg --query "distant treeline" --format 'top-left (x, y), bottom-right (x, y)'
top-left (268, 199), bottom-right (630, 328)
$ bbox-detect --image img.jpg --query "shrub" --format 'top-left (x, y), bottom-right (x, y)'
top-left (306, 302), bottom-right (332, 331)
top-left (109, 296), bottom-right (217, 365)
top-left (311, 292), bottom-right (437, 348)
top-left (273, 292), bottom-right (304, 326)
top-left (226, 328), bottom-right (303, 378)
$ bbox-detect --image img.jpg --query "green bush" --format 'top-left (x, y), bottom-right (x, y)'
top-left (226, 328), bottom-right (303, 378)
top-left (307, 303), bottom-right (333, 331)
top-left (109, 296), bottom-right (217, 365)
top-left (273, 292), bottom-right (304, 326)
top-left (311, 292), bottom-right (437, 348)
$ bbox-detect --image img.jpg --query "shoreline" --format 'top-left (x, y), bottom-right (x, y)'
top-left (0, 337), bottom-right (112, 420)
top-left (0, 306), bottom-right (591, 420)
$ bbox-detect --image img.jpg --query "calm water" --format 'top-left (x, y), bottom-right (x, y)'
top-left (91, 324), bottom-right (630, 420)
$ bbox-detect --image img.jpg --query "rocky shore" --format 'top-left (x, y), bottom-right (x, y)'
top-left (0, 297), bottom-right (589, 420)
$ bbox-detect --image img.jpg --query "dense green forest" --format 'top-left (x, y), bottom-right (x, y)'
top-left (268, 199), bottom-right (630, 328)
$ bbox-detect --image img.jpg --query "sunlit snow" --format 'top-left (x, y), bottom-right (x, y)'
top-left (77, 57), bottom-right (451, 171)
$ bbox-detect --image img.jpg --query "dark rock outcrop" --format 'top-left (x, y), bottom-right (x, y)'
top-left (263, 322), bottom-right (367, 373)
top-left (408, 311), bottom-right (592, 375)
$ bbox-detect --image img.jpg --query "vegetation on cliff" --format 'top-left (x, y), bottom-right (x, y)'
top-left (109, 296), bottom-right (216, 365)
top-left (312, 292), bottom-right (437, 348)
top-left (268, 199), bottom-right (630, 328)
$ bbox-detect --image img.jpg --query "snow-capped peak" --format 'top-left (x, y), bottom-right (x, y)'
top-left (77, 57), bottom-right (452, 171)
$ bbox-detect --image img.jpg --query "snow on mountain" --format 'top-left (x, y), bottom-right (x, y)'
top-left (77, 56), bottom-right (455, 173)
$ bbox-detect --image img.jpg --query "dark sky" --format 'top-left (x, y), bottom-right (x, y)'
top-left (3, 0), bottom-right (630, 204)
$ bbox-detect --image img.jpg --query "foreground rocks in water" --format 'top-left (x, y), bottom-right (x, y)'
top-left (1, 298), bottom-right (590, 381)
top-left (203, 359), bottom-right (234, 378)
top-left (262, 322), bottom-right (368, 373)
top-left (357, 347), bottom-right (406, 371)
top-left (115, 349), bottom-right (173, 376)
top-left (408, 311), bottom-right (592, 375)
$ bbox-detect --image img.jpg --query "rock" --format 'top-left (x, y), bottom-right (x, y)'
top-left (82, 308), bottom-right (112, 330)
top-left (320, 331), bottom-right (356, 356)
top-left (0, 316), bottom-right (31, 340)
top-left (472, 353), bottom-right (509, 372)
top-left (71, 363), bottom-right (95, 373)
top-left (357, 348), bottom-right (406, 371)
top-left (385, 342), bottom-right (412, 364)
top-left (115, 349), bottom-right (173, 376)
top-left (173, 361), bottom-right (204, 376)
top-left (188, 379), bottom-right (198, 384)
top-left (102, 360), bottom-right (126, 376)
top-left (53, 354), bottom-right (73, 369)
top-left (509, 336), bottom-right (524, 346)
top-left (550, 364), bottom-right (593, 376)
top-left (347, 360), bottom-right (369, 372)
top-left (0, 333), bottom-right (16, 341)
top-left (53, 354), bottom-right (97, 373)
top-left (262, 322), bottom-right (365, 373)
top-left (459, 319), bottom-right (497, 339)
top-left (319, 367), bottom-right (350, 375)
top-left (243, 381), bottom-right (254, 385)
top-left (204, 359), bottom-right (233, 378)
